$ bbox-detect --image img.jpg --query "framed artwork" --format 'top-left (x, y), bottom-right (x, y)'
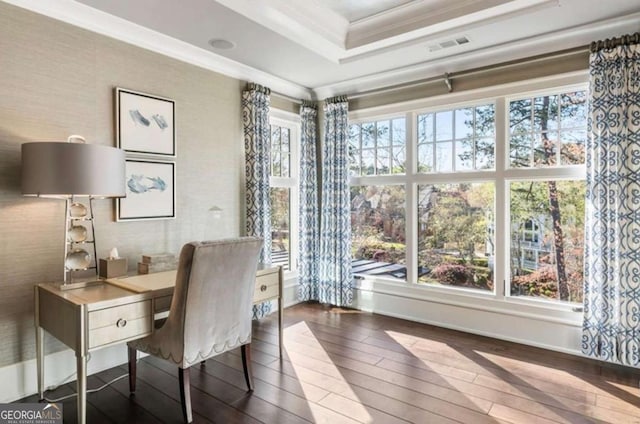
top-left (116, 87), bottom-right (176, 156)
top-left (117, 159), bottom-right (176, 221)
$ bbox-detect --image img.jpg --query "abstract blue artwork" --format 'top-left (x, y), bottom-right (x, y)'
top-left (116, 88), bottom-right (175, 156)
top-left (117, 159), bottom-right (175, 221)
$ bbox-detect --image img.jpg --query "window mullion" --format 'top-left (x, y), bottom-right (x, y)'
top-left (406, 111), bottom-right (417, 285)
top-left (495, 97), bottom-right (507, 300)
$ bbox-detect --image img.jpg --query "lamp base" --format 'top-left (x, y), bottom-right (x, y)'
top-left (57, 280), bottom-right (104, 291)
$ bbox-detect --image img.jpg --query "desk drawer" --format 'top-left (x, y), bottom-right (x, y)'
top-left (88, 300), bottom-right (152, 349)
top-left (253, 271), bottom-right (279, 303)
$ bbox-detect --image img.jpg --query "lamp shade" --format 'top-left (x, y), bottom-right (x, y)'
top-left (21, 142), bottom-right (126, 197)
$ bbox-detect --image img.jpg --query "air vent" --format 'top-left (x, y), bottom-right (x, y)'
top-left (428, 36), bottom-right (470, 52)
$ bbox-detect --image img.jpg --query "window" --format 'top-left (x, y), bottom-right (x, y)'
top-left (417, 104), bottom-right (495, 172)
top-left (418, 183), bottom-right (494, 292)
top-left (349, 83), bottom-right (587, 306)
top-left (269, 117), bottom-right (299, 271)
top-left (349, 118), bottom-right (406, 176)
top-left (351, 185), bottom-right (406, 280)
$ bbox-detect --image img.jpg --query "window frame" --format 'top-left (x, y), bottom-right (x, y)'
top-left (348, 74), bottom-right (588, 314)
top-left (269, 112), bottom-right (300, 279)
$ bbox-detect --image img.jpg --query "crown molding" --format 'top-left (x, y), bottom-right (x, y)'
top-left (2, 0), bottom-right (312, 100)
top-left (312, 10), bottom-right (640, 99)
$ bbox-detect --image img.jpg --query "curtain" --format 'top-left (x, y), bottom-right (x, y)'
top-left (582, 42), bottom-right (640, 366)
top-left (243, 83), bottom-right (272, 319)
top-left (319, 96), bottom-right (353, 306)
top-left (298, 103), bottom-right (320, 301)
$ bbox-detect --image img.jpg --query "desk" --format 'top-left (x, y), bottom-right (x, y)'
top-left (35, 264), bottom-right (282, 424)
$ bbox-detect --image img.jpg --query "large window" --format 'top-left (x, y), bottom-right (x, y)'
top-left (349, 83), bottom-right (587, 306)
top-left (418, 183), bottom-right (494, 292)
top-left (269, 118), bottom-right (299, 271)
top-left (507, 88), bottom-right (587, 303)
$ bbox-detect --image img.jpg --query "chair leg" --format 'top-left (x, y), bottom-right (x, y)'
top-left (127, 347), bottom-right (137, 393)
top-left (178, 367), bottom-right (193, 423)
top-left (241, 343), bottom-right (254, 392)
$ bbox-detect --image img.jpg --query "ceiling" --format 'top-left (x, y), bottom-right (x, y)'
top-left (8, 0), bottom-right (640, 98)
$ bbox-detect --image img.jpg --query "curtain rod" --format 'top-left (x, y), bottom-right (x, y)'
top-left (590, 32), bottom-right (640, 53)
top-left (347, 45), bottom-right (589, 100)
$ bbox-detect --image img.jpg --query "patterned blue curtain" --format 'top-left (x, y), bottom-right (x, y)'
top-left (319, 96), bottom-right (353, 306)
top-left (243, 83), bottom-right (272, 319)
top-left (582, 41), bottom-right (640, 366)
top-left (298, 102), bottom-right (320, 301)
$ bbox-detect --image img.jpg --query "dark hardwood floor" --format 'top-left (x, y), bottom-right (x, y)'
top-left (21, 303), bottom-right (640, 423)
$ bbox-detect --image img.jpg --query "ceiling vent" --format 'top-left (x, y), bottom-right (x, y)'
top-left (428, 36), bottom-right (470, 52)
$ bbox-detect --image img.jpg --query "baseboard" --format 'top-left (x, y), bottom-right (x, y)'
top-left (1, 344), bottom-right (129, 403)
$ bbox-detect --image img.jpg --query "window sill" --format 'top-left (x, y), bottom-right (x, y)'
top-left (354, 276), bottom-right (582, 327)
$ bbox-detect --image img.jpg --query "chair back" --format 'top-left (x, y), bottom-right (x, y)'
top-left (167, 237), bottom-right (262, 367)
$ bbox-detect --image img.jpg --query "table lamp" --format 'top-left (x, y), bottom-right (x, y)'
top-left (21, 136), bottom-right (126, 289)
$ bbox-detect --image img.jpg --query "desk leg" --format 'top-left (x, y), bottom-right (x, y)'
top-left (36, 326), bottom-right (44, 400)
top-left (76, 353), bottom-right (87, 424)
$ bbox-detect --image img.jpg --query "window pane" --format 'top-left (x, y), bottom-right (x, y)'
top-left (281, 127), bottom-right (290, 152)
top-left (281, 152), bottom-right (290, 177)
top-left (351, 185), bottom-right (406, 281)
top-left (376, 148), bottom-right (390, 175)
top-left (509, 90), bottom-right (586, 169)
top-left (475, 137), bottom-right (495, 169)
top-left (392, 146), bottom-right (406, 174)
top-left (509, 180), bottom-right (585, 303)
top-left (533, 95), bottom-right (558, 131)
top-left (270, 187), bottom-right (290, 270)
top-left (436, 111), bottom-right (453, 141)
top-left (561, 91), bottom-right (587, 129)
top-left (455, 140), bottom-right (473, 171)
top-left (272, 152), bottom-right (281, 176)
top-left (362, 149), bottom-right (375, 175)
top-left (419, 104), bottom-right (494, 173)
top-left (362, 123), bottom-right (375, 148)
top-left (560, 129), bottom-right (587, 165)
top-left (455, 108), bottom-right (474, 139)
top-left (533, 132), bottom-right (557, 167)
top-left (418, 143), bottom-right (433, 173)
top-left (475, 104), bottom-right (496, 137)
top-left (418, 113), bottom-right (434, 143)
top-left (435, 142), bottom-right (453, 172)
top-left (392, 118), bottom-right (405, 146)
top-left (377, 121), bottom-right (390, 147)
top-left (418, 183), bottom-right (495, 292)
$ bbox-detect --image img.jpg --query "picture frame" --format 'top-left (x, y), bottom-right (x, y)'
top-left (115, 87), bottom-right (176, 157)
top-left (117, 159), bottom-right (176, 221)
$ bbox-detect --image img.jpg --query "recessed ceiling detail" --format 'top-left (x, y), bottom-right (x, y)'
top-left (12, 0), bottom-right (640, 98)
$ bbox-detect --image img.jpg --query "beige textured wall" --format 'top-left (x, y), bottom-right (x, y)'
top-left (0, 3), bottom-right (245, 367)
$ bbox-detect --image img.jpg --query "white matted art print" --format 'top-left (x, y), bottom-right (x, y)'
top-left (116, 87), bottom-right (175, 156)
top-left (117, 159), bottom-right (176, 221)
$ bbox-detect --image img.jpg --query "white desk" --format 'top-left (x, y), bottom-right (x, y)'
top-left (35, 264), bottom-right (282, 424)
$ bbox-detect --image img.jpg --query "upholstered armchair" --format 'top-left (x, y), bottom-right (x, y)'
top-left (127, 237), bottom-right (263, 423)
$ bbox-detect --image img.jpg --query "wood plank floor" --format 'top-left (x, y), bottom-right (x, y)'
top-left (20, 302), bottom-right (640, 423)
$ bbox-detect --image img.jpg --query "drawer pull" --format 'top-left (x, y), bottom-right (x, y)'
top-left (260, 284), bottom-right (267, 292)
top-left (116, 318), bottom-right (127, 328)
